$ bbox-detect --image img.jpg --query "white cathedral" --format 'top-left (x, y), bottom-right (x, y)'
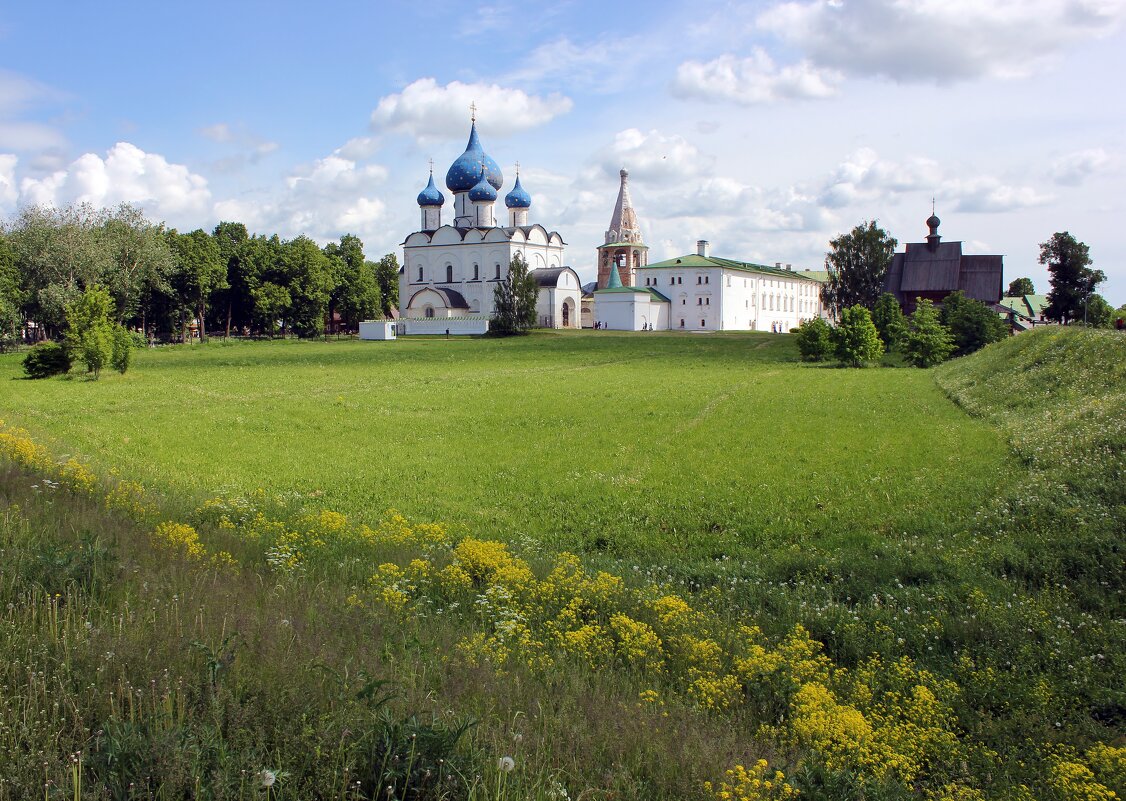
top-left (398, 117), bottom-right (583, 331)
top-left (394, 115), bottom-right (823, 334)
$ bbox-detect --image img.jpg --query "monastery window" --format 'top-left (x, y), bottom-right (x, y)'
top-left (417, 266), bottom-right (424, 282)
top-left (424, 306), bottom-right (434, 318)
top-left (446, 264), bottom-right (453, 283)
top-left (705, 276), bottom-right (710, 284)
top-left (680, 319), bottom-right (685, 328)
top-left (473, 264), bottom-right (479, 280)
top-left (678, 276), bottom-right (683, 285)
top-left (697, 276), bottom-right (702, 285)
top-left (706, 297), bottom-right (710, 306)
top-left (697, 298), bottom-right (703, 306)
top-left (495, 264), bottom-right (501, 279)
top-left (701, 319), bottom-right (706, 327)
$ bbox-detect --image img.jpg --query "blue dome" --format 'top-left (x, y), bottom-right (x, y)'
top-left (445, 122), bottom-right (503, 193)
top-left (416, 173), bottom-right (444, 207)
top-left (504, 175), bottom-right (532, 209)
top-left (468, 173), bottom-right (498, 203)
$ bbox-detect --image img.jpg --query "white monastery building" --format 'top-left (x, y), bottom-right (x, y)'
top-left (590, 173), bottom-right (824, 332)
top-left (398, 116), bottom-right (582, 331)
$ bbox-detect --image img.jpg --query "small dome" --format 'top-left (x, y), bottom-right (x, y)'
top-left (445, 122), bottom-right (503, 193)
top-left (927, 212), bottom-right (941, 231)
top-left (468, 172), bottom-right (498, 202)
top-left (416, 173), bottom-right (444, 207)
top-left (505, 175), bottom-right (532, 209)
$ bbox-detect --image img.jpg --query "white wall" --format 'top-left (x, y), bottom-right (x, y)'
top-left (397, 318), bottom-right (489, 336)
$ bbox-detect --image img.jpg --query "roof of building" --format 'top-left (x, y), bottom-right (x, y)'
top-left (416, 172), bottom-right (445, 207)
top-left (505, 174), bottom-right (532, 209)
top-left (606, 262), bottom-right (623, 289)
top-left (605, 168), bottom-right (644, 246)
top-left (408, 286), bottom-right (470, 309)
top-left (884, 213), bottom-right (1003, 305)
top-left (532, 267), bottom-right (577, 288)
top-left (445, 121), bottom-right (503, 193)
top-left (595, 285), bottom-right (671, 303)
top-left (639, 253), bottom-right (822, 281)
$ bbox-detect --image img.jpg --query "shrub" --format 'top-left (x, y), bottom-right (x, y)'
top-left (940, 291), bottom-right (1007, 356)
top-left (833, 306), bottom-right (883, 366)
top-left (22, 341), bottom-right (72, 378)
top-left (111, 325), bottom-right (134, 374)
top-left (903, 299), bottom-right (954, 368)
top-left (871, 293), bottom-right (907, 352)
top-left (796, 317), bottom-right (833, 362)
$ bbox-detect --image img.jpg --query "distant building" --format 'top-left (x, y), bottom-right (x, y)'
top-left (594, 240), bottom-right (824, 331)
top-left (998, 294), bottom-right (1050, 331)
top-left (397, 116), bottom-right (579, 331)
top-left (883, 213), bottom-right (1003, 313)
top-left (596, 169), bottom-right (648, 289)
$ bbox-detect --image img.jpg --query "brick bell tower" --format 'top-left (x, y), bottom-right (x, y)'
top-left (597, 168), bottom-right (648, 288)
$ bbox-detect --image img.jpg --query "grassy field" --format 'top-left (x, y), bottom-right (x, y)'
top-left (1, 328), bottom-right (1123, 801)
top-left (0, 331), bottom-right (1014, 566)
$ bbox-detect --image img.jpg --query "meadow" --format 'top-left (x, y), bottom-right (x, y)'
top-left (0, 328), bottom-right (1122, 801)
top-left (0, 331), bottom-right (1012, 567)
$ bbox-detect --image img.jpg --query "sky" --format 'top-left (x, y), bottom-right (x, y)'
top-left (1, 0), bottom-right (1124, 304)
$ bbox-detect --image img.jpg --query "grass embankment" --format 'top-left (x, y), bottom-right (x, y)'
top-left (0, 328), bottom-right (1123, 800)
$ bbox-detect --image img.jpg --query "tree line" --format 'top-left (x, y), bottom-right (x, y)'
top-left (806, 222), bottom-right (1123, 368)
top-left (0, 202), bottom-right (400, 348)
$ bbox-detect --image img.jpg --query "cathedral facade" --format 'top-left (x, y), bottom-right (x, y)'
top-left (398, 119), bottom-right (581, 329)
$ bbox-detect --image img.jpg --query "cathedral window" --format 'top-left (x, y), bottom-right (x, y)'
top-left (697, 298), bottom-right (703, 306)
top-left (417, 266), bottom-right (424, 281)
top-left (446, 265), bottom-right (453, 283)
top-left (473, 264), bottom-right (479, 280)
top-left (697, 276), bottom-right (702, 285)
top-left (495, 264), bottom-right (501, 279)
top-left (705, 275), bottom-right (710, 284)
top-left (424, 306), bottom-right (434, 318)
top-left (701, 319), bottom-right (706, 327)
top-left (680, 319), bottom-right (685, 327)
top-left (706, 298), bottom-right (710, 305)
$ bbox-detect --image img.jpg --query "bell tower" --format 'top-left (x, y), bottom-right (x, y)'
top-left (597, 168), bottom-right (648, 288)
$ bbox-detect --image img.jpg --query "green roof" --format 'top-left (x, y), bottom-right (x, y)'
top-left (1025, 294), bottom-right (1049, 314)
top-left (594, 286), bottom-right (671, 303)
top-left (639, 253), bottom-right (821, 282)
top-left (606, 263), bottom-right (623, 288)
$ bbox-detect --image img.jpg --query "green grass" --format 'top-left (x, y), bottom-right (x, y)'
top-left (2, 328), bottom-right (1123, 801)
top-left (0, 331), bottom-right (1015, 566)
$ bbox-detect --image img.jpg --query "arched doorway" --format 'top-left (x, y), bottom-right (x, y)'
top-left (562, 300), bottom-right (572, 328)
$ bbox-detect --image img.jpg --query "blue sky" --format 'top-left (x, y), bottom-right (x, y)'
top-left (2, 0), bottom-right (1124, 303)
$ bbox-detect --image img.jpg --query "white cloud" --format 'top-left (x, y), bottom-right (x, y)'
top-left (948, 176), bottom-right (1054, 213)
top-left (214, 151), bottom-right (390, 245)
top-left (1050, 147), bottom-right (1115, 185)
top-left (506, 35), bottom-right (651, 94)
top-left (370, 78), bottom-right (573, 141)
top-left (818, 148), bottom-right (942, 207)
top-left (757, 0), bottom-right (1126, 82)
top-left (19, 142), bottom-right (211, 220)
top-left (598, 128), bottom-right (712, 186)
top-left (0, 70), bottom-right (67, 152)
top-left (672, 49), bottom-right (842, 104)
top-left (0, 153), bottom-right (17, 213)
top-left (199, 122), bottom-right (235, 143)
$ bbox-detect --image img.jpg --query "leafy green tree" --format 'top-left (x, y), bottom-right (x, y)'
top-left (372, 253), bottom-right (400, 317)
top-left (7, 203), bottom-right (109, 337)
top-left (326, 234), bottom-right (380, 330)
top-left (491, 253), bottom-right (538, 335)
top-left (1040, 232), bottom-right (1104, 324)
top-left (940, 290), bottom-right (1008, 356)
top-left (282, 236), bottom-right (336, 337)
top-left (0, 232), bottom-right (22, 349)
top-left (1083, 293), bottom-right (1115, 328)
top-left (98, 203), bottom-right (174, 326)
top-left (832, 305), bottom-right (883, 366)
top-left (65, 286), bottom-right (116, 378)
top-left (871, 292), bottom-right (907, 352)
top-left (903, 298), bottom-right (954, 368)
top-left (820, 221), bottom-right (898, 320)
top-left (795, 317), bottom-right (833, 362)
top-left (211, 221), bottom-right (251, 336)
top-left (1007, 277), bottom-right (1035, 297)
top-left (167, 228), bottom-right (226, 342)
top-left (251, 282), bottom-right (291, 338)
